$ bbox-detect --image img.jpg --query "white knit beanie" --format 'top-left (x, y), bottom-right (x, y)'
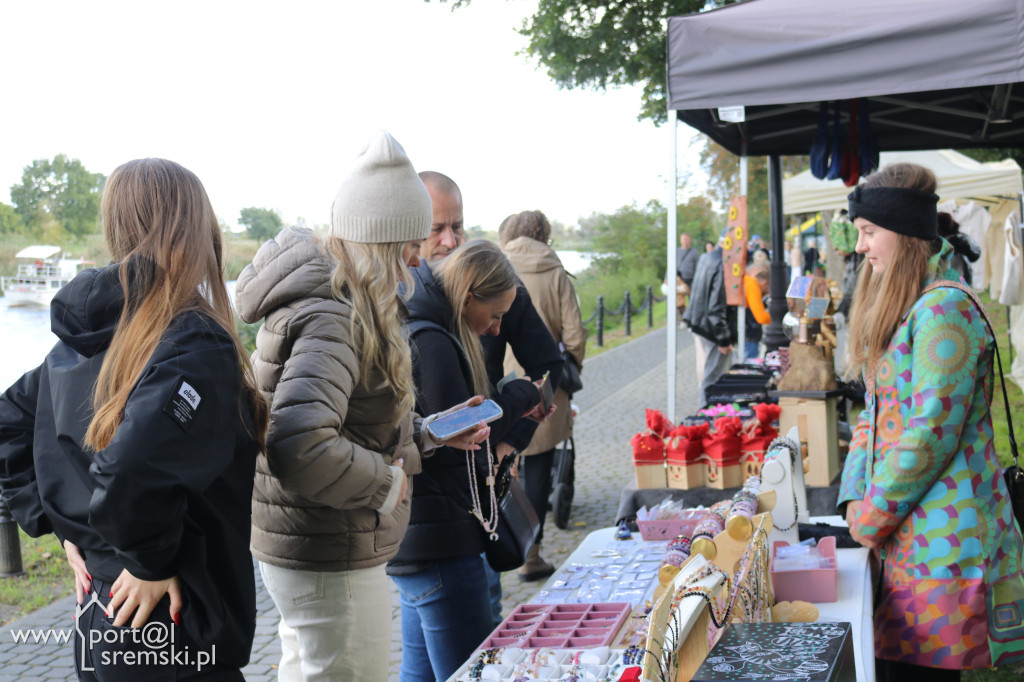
top-left (330, 130), bottom-right (432, 243)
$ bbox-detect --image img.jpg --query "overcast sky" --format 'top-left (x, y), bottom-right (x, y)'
top-left (1, 0), bottom-right (705, 233)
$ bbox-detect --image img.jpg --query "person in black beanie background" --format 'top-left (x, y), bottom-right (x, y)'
top-left (937, 211), bottom-right (981, 287)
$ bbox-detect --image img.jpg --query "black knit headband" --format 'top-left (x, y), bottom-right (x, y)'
top-left (847, 185), bottom-right (939, 240)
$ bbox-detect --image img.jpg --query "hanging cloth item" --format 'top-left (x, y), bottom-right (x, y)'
top-left (826, 101), bottom-right (846, 181)
top-left (842, 99), bottom-right (861, 187)
top-left (858, 98), bottom-right (880, 176)
top-left (809, 102), bottom-right (830, 179)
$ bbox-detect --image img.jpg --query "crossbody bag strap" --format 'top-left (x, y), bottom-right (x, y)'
top-left (922, 280), bottom-right (1019, 468)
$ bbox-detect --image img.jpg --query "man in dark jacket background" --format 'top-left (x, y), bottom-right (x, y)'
top-left (683, 242), bottom-right (736, 407)
top-left (675, 233), bottom-right (699, 323)
top-left (414, 171), bottom-right (563, 617)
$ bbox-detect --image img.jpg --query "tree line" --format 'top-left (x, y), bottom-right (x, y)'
top-left (0, 154), bottom-right (285, 243)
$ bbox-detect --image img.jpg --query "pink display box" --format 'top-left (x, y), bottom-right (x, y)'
top-left (770, 536), bottom-right (838, 603)
top-left (479, 603), bottom-right (631, 649)
top-left (636, 516), bottom-right (703, 541)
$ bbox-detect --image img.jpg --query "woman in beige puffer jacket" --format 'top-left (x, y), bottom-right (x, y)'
top-left (235, 132), bottom-right (488, 682)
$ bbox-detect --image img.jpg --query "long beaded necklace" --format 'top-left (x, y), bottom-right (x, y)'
top-left (465, 440), bottom-right (498, 539)
top-left (766, 436), bottom-right (801, 531)
top-left (730, 527), bottom-right (772, 623)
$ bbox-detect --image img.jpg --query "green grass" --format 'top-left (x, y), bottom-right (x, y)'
top-left (0, 528), bottom-right (73, 624)
top-left (979, 292), bottom-right (1024, 470)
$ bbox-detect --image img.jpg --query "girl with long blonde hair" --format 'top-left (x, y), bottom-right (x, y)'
top-left (838, 163), bottom-right (1024, 679)
top-left (236, 131), bottom-right (488, 682)
top-left (0, 157), bottom-right (268, 680)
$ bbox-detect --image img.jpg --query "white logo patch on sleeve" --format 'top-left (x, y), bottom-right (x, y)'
top-left (164, 377), bottom-right (202, 432)
top-left (178, 381), bottom-right (201, 409)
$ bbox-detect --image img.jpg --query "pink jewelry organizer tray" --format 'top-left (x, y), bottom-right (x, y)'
top-left (479, 603), bottom-right (632, 649)
top-left (636, 516), bottom-right (703, 541)
top-left (770, 535), bottom-right (838, 603)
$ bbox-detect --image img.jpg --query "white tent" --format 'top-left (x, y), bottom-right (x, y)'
top-left (783, 150), bottom-right (1023, 214)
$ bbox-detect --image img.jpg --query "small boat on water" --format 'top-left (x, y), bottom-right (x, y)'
top-left (1, 245), bottom-right (93, 308)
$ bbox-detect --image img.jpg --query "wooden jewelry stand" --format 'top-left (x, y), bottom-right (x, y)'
top-left (641, 554), bottom-right (726, 682)
top-left (644, 514), bottom-right (775, 682)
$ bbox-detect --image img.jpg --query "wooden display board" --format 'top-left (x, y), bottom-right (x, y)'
top-left (778, 395), bottom-right (841, 487)
top-left (722, 196), bottom-right (748, 307)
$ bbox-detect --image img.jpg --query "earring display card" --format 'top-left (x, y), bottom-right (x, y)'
top-left (532, 540), bottom-right (663, 605)
top-left (479, 603), bottom-right (632, 650)
top-left (691, 622), bottom-right (855, 682)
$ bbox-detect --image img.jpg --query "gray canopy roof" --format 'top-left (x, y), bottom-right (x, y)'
top-left (666, 0), bottom-right (1024, 156)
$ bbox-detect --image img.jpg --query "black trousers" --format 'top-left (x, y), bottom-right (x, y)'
top-left (74, 578), bottom-right (243, 682)
top-left (520, 448), bottom-right (555, 544)
top-left (874, 657), bottom-right (960, 682)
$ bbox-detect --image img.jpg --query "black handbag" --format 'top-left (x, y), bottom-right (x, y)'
top-left (559, 349), bottom-right (583, 395)
top-left (484, 455), bottom-right (541, 572)
top-left (925, 281), bottom-right (1023, 531)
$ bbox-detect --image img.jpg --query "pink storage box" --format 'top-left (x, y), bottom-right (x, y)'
top-left (636, 516), bottom-right (703, 541)
top-left (770, 536), bottom-right (838, 603)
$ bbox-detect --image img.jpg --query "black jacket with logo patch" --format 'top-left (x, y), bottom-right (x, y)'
top-left (0, 263), bottom-right (260, 667)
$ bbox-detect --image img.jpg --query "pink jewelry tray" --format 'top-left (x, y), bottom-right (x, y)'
top-left (479, 602), bottom-right (632, 649)
top-left (636, 517), bottom-right (703, 541)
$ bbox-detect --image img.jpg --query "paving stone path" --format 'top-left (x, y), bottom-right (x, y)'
top-left (0, 326), bottom-right (699, 681)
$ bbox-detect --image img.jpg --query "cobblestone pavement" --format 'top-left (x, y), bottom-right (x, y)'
top-left (0, 326), bottom-right (700, 681)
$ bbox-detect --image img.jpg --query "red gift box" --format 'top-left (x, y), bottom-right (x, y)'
top-left (740, 403), bottom-right (781, 478)
top-left (631, 409), bottom-right (674, 488)
top-left (666, 423), bottom-right (710, 490)
top-left (702, 417), bottom-right (743, 489)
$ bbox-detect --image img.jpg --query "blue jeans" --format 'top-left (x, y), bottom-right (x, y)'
top-left (391, 555), bottom-right (494, 682)
top-left (745, 340), bottom-right (760, 360)
top-left (482, 554), bottom-right (503, 628)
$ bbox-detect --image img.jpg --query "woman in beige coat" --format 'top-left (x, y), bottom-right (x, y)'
top-left (499, 210), bottom-right (587, 581)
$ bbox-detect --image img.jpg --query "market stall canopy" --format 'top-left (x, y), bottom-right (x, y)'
top-left (783, 150), bottom-right (1024, 214)
top-left (666, 0), bottom-right (1024, 156)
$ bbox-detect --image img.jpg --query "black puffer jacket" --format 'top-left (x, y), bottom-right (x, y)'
top-left (683, 247), bottom-right (737, 347)
top-left (0, 264), bottom-right (260, 667)
top-left (387, 263), bottom-right (538, 573)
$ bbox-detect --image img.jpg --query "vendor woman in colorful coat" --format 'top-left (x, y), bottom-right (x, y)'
top-left (838, 162), bottom-right (1024, 680)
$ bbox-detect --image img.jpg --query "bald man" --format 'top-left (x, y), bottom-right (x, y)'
top-left (419, 171), bottom-right (465, 264)
top-left (411, 172), bottom-right (564, 601)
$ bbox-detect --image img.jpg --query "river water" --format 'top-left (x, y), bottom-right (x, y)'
top-left (0, 250), bottom-right (595, 392)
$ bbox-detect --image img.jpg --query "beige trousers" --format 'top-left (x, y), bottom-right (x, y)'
top-left (259, 562), bottom-right (392, 682)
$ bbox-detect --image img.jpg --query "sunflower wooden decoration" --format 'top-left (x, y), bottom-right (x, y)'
top-left (722, 197), bottom-right (747, 307)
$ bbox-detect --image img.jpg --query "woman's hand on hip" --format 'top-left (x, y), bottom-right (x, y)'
top-left (108, 570), bottom-right (182, 628)
top-left (62, 540), bottom-right (92, 604)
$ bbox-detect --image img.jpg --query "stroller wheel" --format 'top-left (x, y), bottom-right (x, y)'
top-left (552, 482), bottom-right (573, 530)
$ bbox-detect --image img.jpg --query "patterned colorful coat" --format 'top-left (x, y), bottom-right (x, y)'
top-left (838, 242), bottom-right (1024, 669)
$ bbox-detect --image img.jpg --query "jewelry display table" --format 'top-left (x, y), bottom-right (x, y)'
top-left (447, 520), bottom-right (872, 681)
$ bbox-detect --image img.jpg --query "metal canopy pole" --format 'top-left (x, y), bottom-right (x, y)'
top-left (667, 109), bottom-right (679, 423)
top-left (763, 154), bottom-right (790, 352)
top-left (736, 153), bottom-right (748, 363)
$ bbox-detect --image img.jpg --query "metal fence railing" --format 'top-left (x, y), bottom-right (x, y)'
top-left (582, 285), bottom-right (667, 347)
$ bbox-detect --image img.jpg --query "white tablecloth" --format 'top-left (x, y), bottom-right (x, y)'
top-left (449, 521), bottom-right (874, 681)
